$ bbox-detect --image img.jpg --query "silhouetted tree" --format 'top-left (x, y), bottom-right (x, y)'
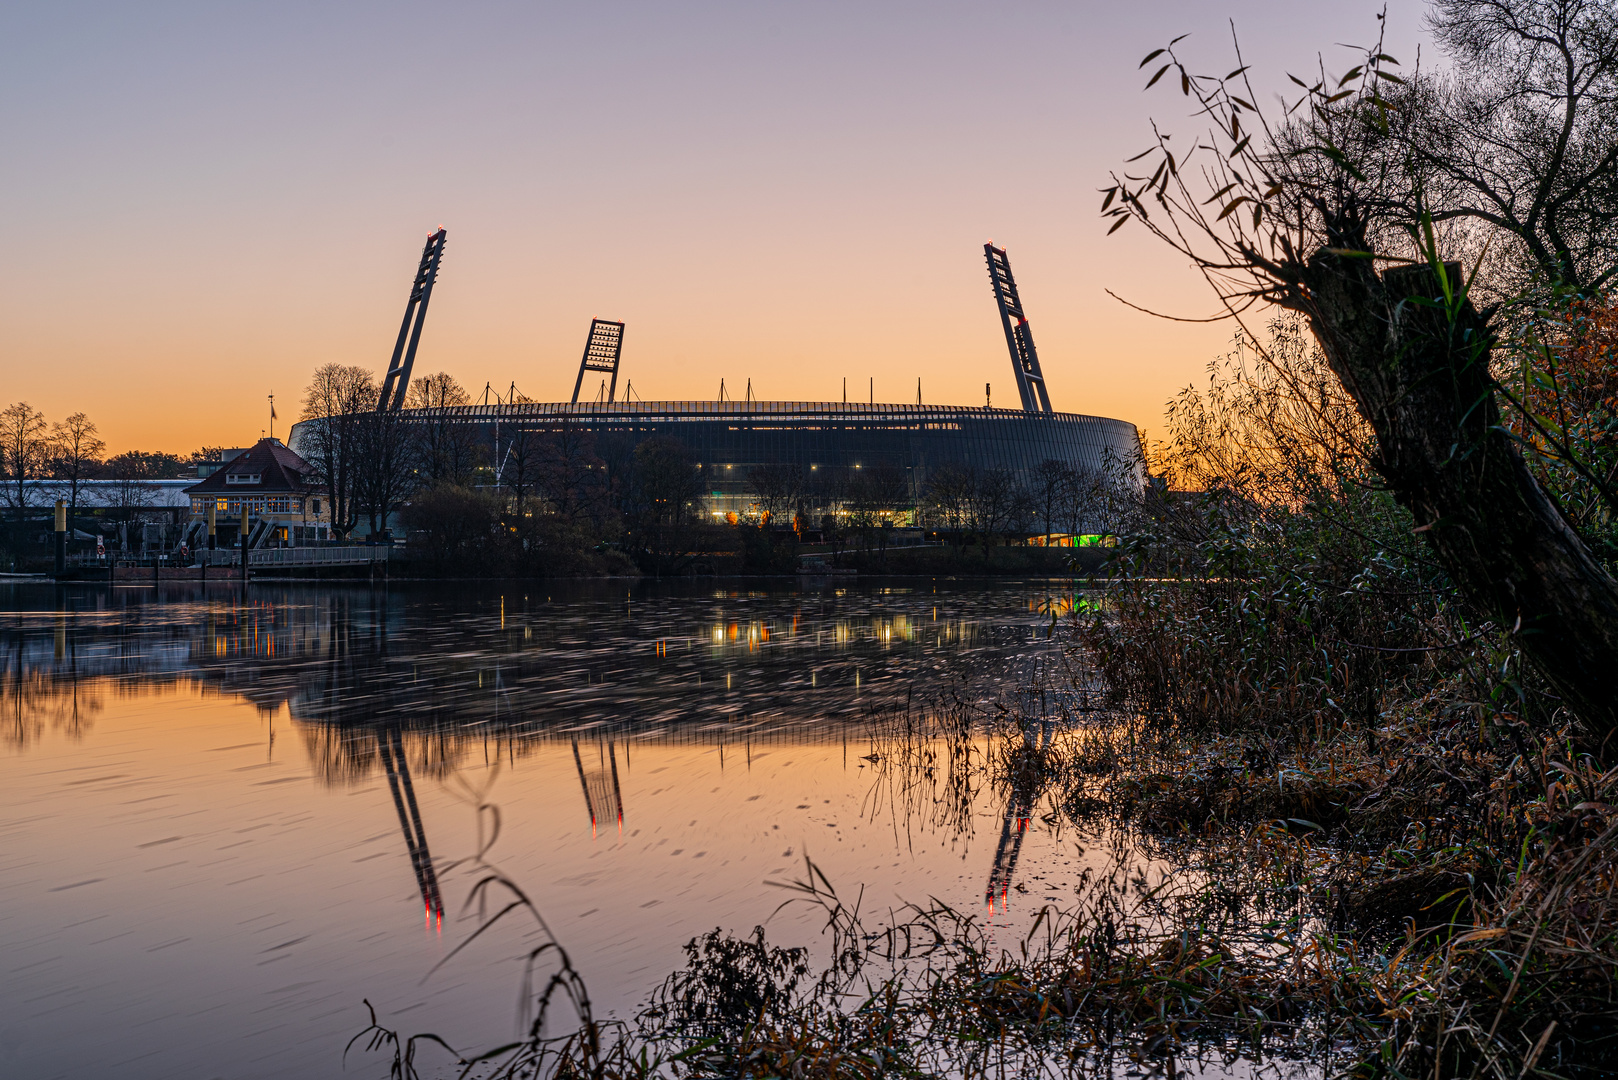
top-left (923, 463), bottom-right (977, 560)
top-left (102, 450), bottom-right (186, 479)
top-left (354, 411), bottom-right (418, 538)
top-left (48, 412), bottom-right (105, 528)
top-left (631, 436), bottom-right (705, 570)
top-left (407, 372), bottom-right (482, 486)
top-left (1, 402), bottom-right (49, 540)
top-left (538, 417), bottom-right (607, 527)
top-left (747, 462), bottom-right (803, 525)
top-left (300, 364), bottom-right (375, 539)
top-left (499, 425), bottom-right (539, 514)
top-left (1106, 2), bottom-right (1618, 742)
top-left (1032, 459), bottom-right (1073, 547)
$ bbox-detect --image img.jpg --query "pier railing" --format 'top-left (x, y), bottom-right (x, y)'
top-left (193, 546), bottom-right (389, 568)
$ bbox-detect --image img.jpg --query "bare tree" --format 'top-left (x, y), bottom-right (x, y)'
top-left (48, 412), bottom-right (105, 528)
top-left (634, 436), bottom-right (704, 529)
top-left (300, 364), bottom-right (375, 540)
top-left (0, 402), bottom-right (48, 535)
top-left (500, 425), bottom-right (540, 514)
top-left (1104, 3), bottom-right (1618, 743)
top-left (923, 463), bottom-right (978, 560)
top-left (1413, 0), bottom-right (1618, 293)
top-left (1061, 465), bottom-right (1106, 540)
top-left (407, 372), bottom-right (482, 486)
top-left (747, 461), bottom-right (803, 525)
top-left (537, 417), bottom-right (607, 526)
top-left (970, 467), bottom-right (1027, 562)
top-left (1032, 459), bottom-right (1073, 546)
top-left (354, 411), bottom-right (418, 539)
top-left (846, 464), bottom-right (910, 560)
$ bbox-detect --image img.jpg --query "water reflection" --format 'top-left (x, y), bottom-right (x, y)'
top-left (572, 738), bottom-right (624, 837)
top-left (378, 727), bottom-right (446, 929)
top-left (4, 581), bottom-right (1034, 744)
top-left (0, 580), bottom-right (1093, 1080)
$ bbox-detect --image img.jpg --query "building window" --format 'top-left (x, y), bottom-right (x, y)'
top-left (312, 498), bottom-right (321, 514)
top-left (225, 472), bottom-right (262, 485)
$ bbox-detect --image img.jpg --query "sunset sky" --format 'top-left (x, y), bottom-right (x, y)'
top-left (4, 1), bottom-right (1427, 454)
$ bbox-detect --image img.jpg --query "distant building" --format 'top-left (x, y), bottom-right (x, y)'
top-left (184, 438), bottom-right (331, 545)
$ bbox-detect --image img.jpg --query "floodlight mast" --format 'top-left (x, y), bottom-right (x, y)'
top-left (571, 319), bottom-right (625, 404)
top-left (377, 228), bottom-right (448, 413)
top-left (984, 243), bottom-right (1053, 413)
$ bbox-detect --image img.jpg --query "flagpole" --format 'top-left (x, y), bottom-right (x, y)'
top-left (269, 393), bottom-right (276, 440)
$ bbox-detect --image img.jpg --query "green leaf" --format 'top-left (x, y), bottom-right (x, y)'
top-left (1203, 181), bottom-right (1239, 204)
top-left (1107, 216), bottom-right (1129, 235)
top-left (1181, 71), bottom-right (1191, 95)
top-left (1139, 48), bottom-right (1166, 68)
top-left (1145, 63), bottom-right (1172, 89)
top-left (1225, 66), bottom-right (1249, 80)
top-left (1101, 187), bottom-right (1117, 211)
top-left (1338, 65), bottom-right (1363, 87)
top-left (1228, 135), bottom-right (1251, 158)
top-left (1216, 196), bottom-right (1251, 221)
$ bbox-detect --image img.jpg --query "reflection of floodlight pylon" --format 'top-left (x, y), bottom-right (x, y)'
top-left (986, 791), bottom-right (1034, 912)
top-left (378, 726), bottom-right (445, 929)
top-left (984, 717), bottom-right (1054, 913)
top-left (572, 738), bottom-right (624, 838)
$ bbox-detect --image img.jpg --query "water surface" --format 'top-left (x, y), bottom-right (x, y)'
top-left (2, 579), bottom-right (1099, 1079)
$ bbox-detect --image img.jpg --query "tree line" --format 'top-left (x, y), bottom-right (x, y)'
top-left (0, 401), bottom-right (220, 531)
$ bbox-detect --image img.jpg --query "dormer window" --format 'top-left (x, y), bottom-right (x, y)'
top-left (226, 472), bottom-right (262, 485)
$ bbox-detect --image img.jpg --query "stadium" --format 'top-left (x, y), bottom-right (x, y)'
top-left (299, 233), bottom-right (1142, 526)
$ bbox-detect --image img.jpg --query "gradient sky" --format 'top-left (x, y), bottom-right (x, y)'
top-left (3, 1), bottom-right (1428, 453)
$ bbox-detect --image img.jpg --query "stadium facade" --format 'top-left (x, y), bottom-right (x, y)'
top-left (376, 398), bottom-right (1142, 520)
top-left (292, 234), bottom-right (1142, 527)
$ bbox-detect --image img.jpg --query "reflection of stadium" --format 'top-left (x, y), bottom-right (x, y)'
top-left (4, 587), bottom-right (1079, 931)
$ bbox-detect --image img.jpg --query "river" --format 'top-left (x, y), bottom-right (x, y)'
top-left (1, 578), bottom-right (1102, 1079)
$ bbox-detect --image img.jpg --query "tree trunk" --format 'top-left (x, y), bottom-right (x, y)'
top-left (1302, 240), bottom-right (1618, 751)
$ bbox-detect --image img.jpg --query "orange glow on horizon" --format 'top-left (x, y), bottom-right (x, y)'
top-left (7, 5), bottom-right (1441, 454)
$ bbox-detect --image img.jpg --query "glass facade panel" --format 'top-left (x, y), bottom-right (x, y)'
top-left (347, 401), bottom-right (1142, 529)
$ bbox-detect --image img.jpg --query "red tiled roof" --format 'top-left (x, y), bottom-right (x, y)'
top-left (184, 438), bottom-right (324, 496)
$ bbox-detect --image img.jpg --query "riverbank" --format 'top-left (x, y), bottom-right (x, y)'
top-left (356, 672), bottom-right (1615, 1079)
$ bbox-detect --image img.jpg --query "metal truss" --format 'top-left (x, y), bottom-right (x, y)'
top-left (570, 318), bottom-right (626, 404)
top-left (377, 228), bottom-right (448, 412)
top-left (984, 243), bottom-right (1053, 414)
